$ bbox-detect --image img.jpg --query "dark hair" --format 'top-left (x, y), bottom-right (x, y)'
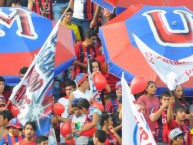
top-left (99, 112), bottom-right (111, 126)
top-left (95, 130), bottom-right (107, 143)
top-left (89, 58), bottom-right (101, 73)
top-left (12, 0), bottom-right (21, 4)
top-left (19, 67), bottom-right (28, 74)
top-left (170, 134), bottom-right (185, 145)
top-left (106, 92), bottom-right (117, 99)
top-left (78, 98), bottom-right (90, 109)
top-left (172, 85), bottom-right (189, 113)
top-left (144, 81), bottom-right (156, 94)
top-left (160, 90), bottom-right (172, 99)
top-left (0, 110), bottom-right (13, 122)
top-left (174, 105), bottom-right (186, 114)
top-left (64, 79), bottom-right (76, 89)
top-left (84, 29), bottom-right (97, 39)
top-left (72, 103), bottom-right (81, 109)
top-left (24, 121), bottom-right (36, 131)
top-left (35, 135), bottom-right (48, 144)
top-left (0, 76), bottom-right (5, 83)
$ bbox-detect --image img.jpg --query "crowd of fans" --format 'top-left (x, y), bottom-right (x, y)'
top-left (1, 0), bottom-right (193, 145)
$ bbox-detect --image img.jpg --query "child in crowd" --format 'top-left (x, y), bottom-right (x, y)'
top-left (71, 98), bottom-right (89, 145)
top-left (0, 110), bottom-right (13, 140)
top-left (35, 136), bottom-right (48, 145)
top-left (93, 130), bottom-right (107, 145)
top-left (169, 128), bottom-right (185, 145)
top-left (168, 105), bottom-right (192, 145)
top-left (0, 118), bottom-right (24, 144)
top-left (150, 90), bottom-right (174, 144)
top-left (15, 121), bottom-right (36, 145)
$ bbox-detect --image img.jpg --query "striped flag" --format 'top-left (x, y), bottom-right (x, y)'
top-left (9, 19), bottom-right (61, 137)
top-left (121, 73), bottom-right (156, 145)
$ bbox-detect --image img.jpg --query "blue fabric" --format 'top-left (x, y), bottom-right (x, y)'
top-left (52, 2), bottom-right (69, 21)
top-left (71, 18), bottom-right (91, 40)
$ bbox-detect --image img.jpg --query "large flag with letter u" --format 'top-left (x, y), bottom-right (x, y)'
top-left (9, 20), bottom-right (61, 136)
top-left (121, 73), bottom-right (156, 145)
top-left (132, 33), bottom-right (193, 90)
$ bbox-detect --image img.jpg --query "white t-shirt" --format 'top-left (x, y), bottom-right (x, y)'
top-left (72, 89), bottom-right (92, 101)
top-left (71, 114), bottom-right (89, 145)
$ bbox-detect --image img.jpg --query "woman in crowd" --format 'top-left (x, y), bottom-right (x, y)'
top-left (89, 58), bottom-right (111, 106)
top-left (100, 112), bottom-right (122, 145)
top-left (137, 81), bottom-right (160, 135)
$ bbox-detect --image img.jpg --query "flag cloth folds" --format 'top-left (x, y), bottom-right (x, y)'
top-left (121, 73), bottom-right (156, 145)
top-left (132, 33), bottom-right (193, 90)
top-left (9, 19), bottom-right (61, 136)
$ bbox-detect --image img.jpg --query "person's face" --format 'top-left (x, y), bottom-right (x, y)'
top-left (172, 135), bottom-right (184, 145)
top-left (81, 78), bottom-right (90, 90)
top-left (89, 36), bottom-right (98, 46)
top-left (19, 73), bottom-right (25, 81)
top-left (107, 117), bottom-right (113, 127)
top-left (146, 83), bottom-right (157, 95)
top-left (138, 104), bottom-right (145, 115)
top-left (9, 126), bottom-right (20, 136)
top-left (116, 87), bottom-right (122, 98)
top-left (0, 115), bottom-right (7, 127)
top-left (72, 107), bottom-right (82, 117)
top-left (24, 124), bottom-right (35, 140)
top-left (38, 140), bottom-right (48, 145)
top-left (11, 3), bottom-right (21, 7)
top-left (175, 110), bottom-right (186, 121)
top-left (64, 12), bottom-right (72, 22)
top-left (92, 62), bottom-right (100, 72)
top-left (65, 86), bottom-right (75, 97)
top-left (81, 107), bottom-right (87, 114)
top-left (0, 81), bottom-right (5, 94)
top-left (93, 133), bottom-right (98, 144)
top-left (174, 86), bottom-right (183, 99)
top-left (161, 96), bottom-right (170, 107)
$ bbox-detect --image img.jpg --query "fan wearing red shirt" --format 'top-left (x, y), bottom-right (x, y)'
top-left (15, 121), bottom-right (36, 145)
top-left (150, 90), bottom-right (174, 145)
top-left (72, 29), bottom-right (100, 78)
top-left (168, 105), bottom-right (192, 145)
top-left (100, 112), bottom-right (122, 145)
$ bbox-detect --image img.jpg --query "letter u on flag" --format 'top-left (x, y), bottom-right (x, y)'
top-left (121, 73), bottom-right (156, 145)
top-left (9, 19), bottom-right (61, 136)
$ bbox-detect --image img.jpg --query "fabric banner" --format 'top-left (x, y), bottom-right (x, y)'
top-left (9, 19), bottom-right (61, 136)
top-left (133, 33), bottom-right (193, 90)
top-left (121, 73), bottom-right (156, 145)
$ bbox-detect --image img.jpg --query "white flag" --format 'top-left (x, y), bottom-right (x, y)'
top-left (9, 19), bottom-right (61, 136)
top-left (132, 33), bottom-right (193, 90)
top-left (122, 73), bottom-right (156, 145)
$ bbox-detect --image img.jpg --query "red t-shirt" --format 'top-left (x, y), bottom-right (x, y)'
top-left (18, 139), bottom-right (36, 145)
top-left (72, 43), bottom-right (100, 78)
top-left (137, 94), bottom-right (160, 135)
top-left (105, 133), bottom-right (118, 145)
top-left (168, 120), bottom-right (192, 145)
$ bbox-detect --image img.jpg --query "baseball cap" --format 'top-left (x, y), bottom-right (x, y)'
top-left (0, 96), bottom-right (6, 106)
top-left (74, 73), bottom-right (88, 86)
top-left (7, 118), bottom-right (23, 129)
top-left (169, 128), bottom-right (185, 140)
top-left (115, 81), bottom-right (121, 89)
